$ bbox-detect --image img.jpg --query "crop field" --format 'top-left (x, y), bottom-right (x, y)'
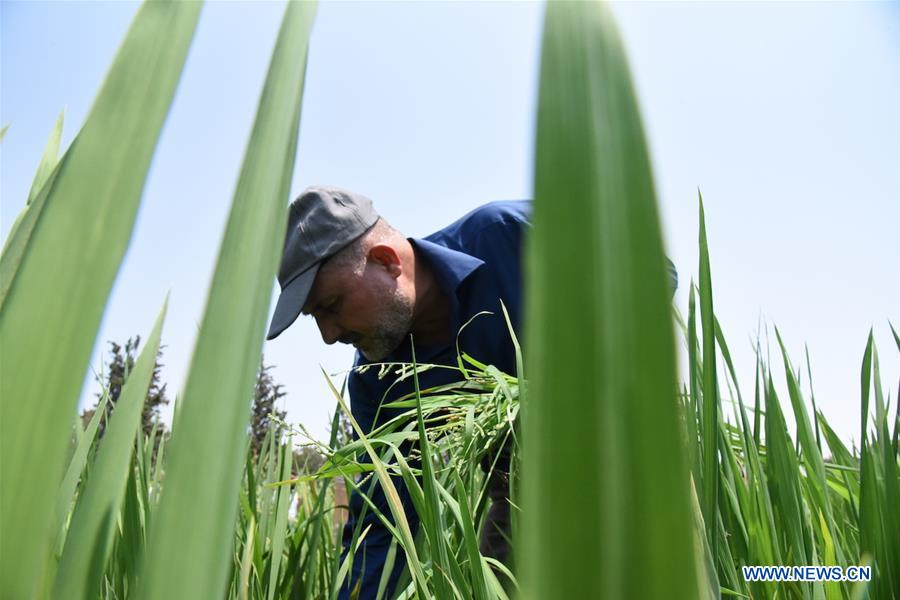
top-left (1, 1), bottom-right (897, 599)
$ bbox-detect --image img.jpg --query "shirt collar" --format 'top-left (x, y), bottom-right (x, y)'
top-left (404, 238), bottom-right (484, 361)
top-left (408, 237), bottom-right (484, 295)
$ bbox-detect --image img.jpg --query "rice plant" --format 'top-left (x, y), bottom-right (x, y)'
top-left (1, 1), bottom-right (896, 599)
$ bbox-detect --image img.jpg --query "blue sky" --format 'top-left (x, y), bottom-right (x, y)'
top-left (2, 1), bottom-right (898, 444)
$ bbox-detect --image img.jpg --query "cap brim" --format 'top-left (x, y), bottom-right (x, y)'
top-left (266, 264), bottom-right (320, 340)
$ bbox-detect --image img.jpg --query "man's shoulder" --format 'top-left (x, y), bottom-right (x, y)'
top-left (460, 199), bottom-right (532, 228)
top-left (425, 200), bottom-right (531, 247)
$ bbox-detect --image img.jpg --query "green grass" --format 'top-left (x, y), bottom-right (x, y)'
top-left (134, 2), bottom-right (315, 597)
top-left (1, 1), bottom-right (896, 598)
top-left (522, 2), bottom-right (697, 598)
top-left (0, 2), bottom-right (202, 595)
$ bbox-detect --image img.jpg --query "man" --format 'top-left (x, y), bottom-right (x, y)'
top-left (267, 186), bottom-right (529, 598)
top-left (268, 186), bottom-right (677, 598)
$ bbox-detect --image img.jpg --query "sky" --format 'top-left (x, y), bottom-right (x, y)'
top-left (2, 1), bottom-right (898, 445)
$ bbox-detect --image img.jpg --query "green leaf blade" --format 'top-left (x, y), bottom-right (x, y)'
top-left (697, 193), bottom-right (720, 561)
top-left (0, 2), bottom-right (201, 594)
top-left (0, 110), bottom-right (65, 290)
top-left (52, 300), bottom-right (167, 600)
top-left (135, 3), bottom-right (316, 598)
top-left (520, 2), bottom-right (699, 598)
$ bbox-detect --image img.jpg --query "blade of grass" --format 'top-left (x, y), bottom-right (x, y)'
top-left (775, 329), bottom-right (833, 529)
top-left (409, 340), bottom-right (453, 598)
top-left (520, 2), bottom-right (698, 598)
top-left (320, 368), bottom-right (429, 595)
top-left (452, 471), bottom-right (490, 600)
top-left (804, 345), bottom-right (822, 452)
top-left (0, 111), bottom-right (64, 286)
top-left (0, 3), bottom-right (201, 594)
top-left (53, 300), bottom-right (167, 600)
top-left (287, 406), bottom-right (341, 598)
top-left (266, 435), bottom-right (294, 600)
top-left (860, 329), bottom-right (874, 448)
top-left (858, 439), bottom-right (882, 593)
top-left (764, 376), bottom-right (811, 565)
top-left (877, 414), bottom-right (900, 594)
top-left (52, 390), bottom-right (108, 556)
top-left (120, 450), bottom-right (149, 594)
top-left (714, 317), bottom-right (744, 412)
top-left (239, 515), bottom-right (257, 600)
top-left (690, 478), bottom-right (721, 600)
top-left (698, 193), bottom-right (720, 561)
top-left (27, 111), bottom-right (65, 206)
top-left (871, 409), bottom-right (899, 595)
top-left (753, 346), bottom-right (762, 446)
top-left (871, 343), bottom-right (886, 429)
top-left (375, 538), bottom-right (399, 600)
top-left (687, 285), bottom-right (701, 483)
top-left (734, 370), bottom-right (782, 571)
top-left (295, 406), bottom-right (343, 598)
top-left (135, 3), bottom-right (316, 598)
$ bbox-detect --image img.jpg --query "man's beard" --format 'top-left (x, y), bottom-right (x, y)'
top-left (357, 287), bottom-right (414, 362)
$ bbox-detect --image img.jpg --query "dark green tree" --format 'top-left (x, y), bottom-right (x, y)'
top-left (248, 358), bottom-right (287, 457)
top-left (82, 336), bottom-right (169, 439)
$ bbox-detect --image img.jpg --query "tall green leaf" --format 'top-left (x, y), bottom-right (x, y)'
top-left (0, 2), bottom-right (201, 595)
top-left (764, 377), bottom-right (810, 565)
top-left (53, 300), bottom-right (167, 600)
top-left (775, 330), bottom-right (832, 525)
top-left (0, 111), bottom-right (64, 291)
top-left (520, 2), bottom-right (698, 598)
top-left (687, 285), bottom-right (701, 482)
top-left (135, 2), bottom-right (316, 598)
top-left (52, 389), bottom-right (107, 556)
top-left (321, 369), bottom-right (428, 595)
top-left (859, 329), bottom-right (874, 448)
top-left (27, 112), bottom-right (65, 207)
top-left (697, 193), bottom-right (719, 561)
top-left (804, 345), bottom-right (822, 452)
top-left (410, 343), bottom-right (453, 598)
top-left (266, 436), bottom-right (294, 600)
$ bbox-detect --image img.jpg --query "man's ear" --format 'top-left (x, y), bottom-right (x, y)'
top-left (368, 244), bottom-right (402, 278)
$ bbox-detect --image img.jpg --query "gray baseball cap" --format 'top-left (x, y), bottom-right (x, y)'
top-left (267, 186), bottom-right (379, 340)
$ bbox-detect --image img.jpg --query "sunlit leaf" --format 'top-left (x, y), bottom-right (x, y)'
top-left (0, 2), bottom-right (201, 594)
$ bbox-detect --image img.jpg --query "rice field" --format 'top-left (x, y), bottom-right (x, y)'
top-left (1, 1), bottom-right (897, 599)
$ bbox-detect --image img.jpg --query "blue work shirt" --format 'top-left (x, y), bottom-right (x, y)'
top-left (339, 200), bottom-right (531, 599)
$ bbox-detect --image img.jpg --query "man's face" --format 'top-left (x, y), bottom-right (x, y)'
top-left (302, 257), bottom-right (413, 361)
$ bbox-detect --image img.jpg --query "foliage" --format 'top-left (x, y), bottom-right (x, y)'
top-left (0, 0), bottom-right (314, 596)
top-left (523, 2), bottom-right (696, 598)
top-left (0, 2), bottom-right (203, 594)
top-left (81, 336), bottom-right (169, 441)
top-left (249, 359), bottom-right (288, 457)
top-left (1, 1), bottom-right (896, 599)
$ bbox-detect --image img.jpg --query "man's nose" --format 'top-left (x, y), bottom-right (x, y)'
top-left (316, 318), bottom-right (342, 345)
